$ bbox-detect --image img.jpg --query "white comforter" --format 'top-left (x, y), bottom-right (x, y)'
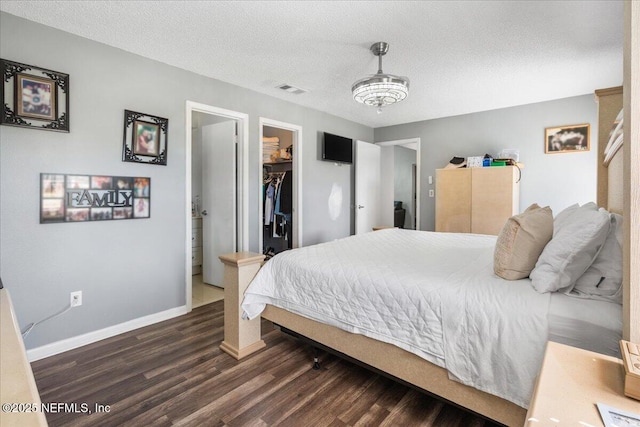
top-left (242, 229), bottom-right (550, 408)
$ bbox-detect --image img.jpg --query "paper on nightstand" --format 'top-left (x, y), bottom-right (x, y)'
top-left (597, 402), bottom-right (640, 427)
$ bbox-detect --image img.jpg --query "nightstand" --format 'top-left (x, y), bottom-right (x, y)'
top-left (526, 341), bottom-right (639, 426)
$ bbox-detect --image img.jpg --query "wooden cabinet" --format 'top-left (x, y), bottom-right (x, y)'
top-left (435, 166), bottom-right (520, 235)
top-left (435, 168), bottom-right (472, 233)
top-left (1, 288), bottom-right (48, 427)
top-left (192, 217), bottom-right (203, 275)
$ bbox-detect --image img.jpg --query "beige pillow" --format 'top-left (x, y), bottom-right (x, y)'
top-left (494, 204), bottom-right (553, 280)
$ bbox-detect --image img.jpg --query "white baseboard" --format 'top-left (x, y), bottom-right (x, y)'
top-left (26, 305), bottom-right (189, 362)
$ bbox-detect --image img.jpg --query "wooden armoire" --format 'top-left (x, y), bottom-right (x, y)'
top-left (435, 166), bottom-right (520, 235)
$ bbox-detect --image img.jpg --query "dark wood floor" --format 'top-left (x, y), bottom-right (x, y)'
top-left (31, 301), bottom-right (501, 427)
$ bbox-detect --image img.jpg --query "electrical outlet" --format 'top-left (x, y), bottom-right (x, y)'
top-left (429, 189), bottom-right (435, 198)
top-left (70, 291), bottom-right (82, 307)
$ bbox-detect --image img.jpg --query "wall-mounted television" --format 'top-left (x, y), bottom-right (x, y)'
top-left (322, 132), bottom-right (353, 164)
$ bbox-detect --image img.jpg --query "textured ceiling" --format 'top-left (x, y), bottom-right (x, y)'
top-left (0, 1), bottom-right (624, 128)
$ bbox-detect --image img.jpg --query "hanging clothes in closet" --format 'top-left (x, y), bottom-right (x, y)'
top-left (263, 169), bottom-right (292, 257)
top-left (264, 171), bottom-right (284, 226)
top-left (272, 171), bottom-right (293, 239)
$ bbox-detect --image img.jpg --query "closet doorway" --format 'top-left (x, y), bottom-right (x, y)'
top-left (185, 101), bottom-right (249, 311)
top-left (259, 118), bottom-right (302, 258)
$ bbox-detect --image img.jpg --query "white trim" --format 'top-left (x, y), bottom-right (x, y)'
top-left (185, 105), bottom-right (193, 311)
top-left (27, 305), bottom-right (189, 362)
top-left (259, 117), bottom-right (303, 251)
top-left (185, 101), bottom-right (249, 312)
top-left (376, 138), bottom-right (418, 148)
top-left (416, 139), bottom-right (422, 230)
top-left (375, 137), bottom-right (422, 230)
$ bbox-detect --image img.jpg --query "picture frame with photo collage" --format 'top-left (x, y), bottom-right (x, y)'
top-left (40, 173), bottom-right (150, 224)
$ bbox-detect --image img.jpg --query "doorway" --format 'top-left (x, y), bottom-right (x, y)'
top-left (376, 138), bottom-right (421, 230)
top-left (185, 101), bottom-right (249, 311)
top-left (259, 118), bottom-right (302, 257)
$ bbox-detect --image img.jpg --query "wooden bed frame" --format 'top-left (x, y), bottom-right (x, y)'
top-left (261, 305), bottom-right (524, 425)
top-left (220, 72), bottom-right (637, 425)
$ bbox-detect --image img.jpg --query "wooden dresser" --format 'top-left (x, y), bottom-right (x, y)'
top-left (0, 287), bottom-right (48, 426)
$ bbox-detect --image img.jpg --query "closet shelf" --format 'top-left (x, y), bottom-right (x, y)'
top-left (264, 161), bottom-right (292, 172)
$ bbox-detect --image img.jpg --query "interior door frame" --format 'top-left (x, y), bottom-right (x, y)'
top-left (376, 137), bottom-right (422, 230)
top-left (258, 117), bottom-right (303, 252)
top-left (185, 101), bottom-right (249, 312)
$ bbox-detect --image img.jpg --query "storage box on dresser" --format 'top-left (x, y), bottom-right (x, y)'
top-left (192, 217), bottom-right (203, 275)
top-left (435, 166), bottom-right (520, 235)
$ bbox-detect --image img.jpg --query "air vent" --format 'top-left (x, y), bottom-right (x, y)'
top-left (276, 84), bottom-right (307, 95)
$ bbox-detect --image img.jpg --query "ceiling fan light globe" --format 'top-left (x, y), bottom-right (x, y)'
top-left (352, 75), bottom-right (409, 106)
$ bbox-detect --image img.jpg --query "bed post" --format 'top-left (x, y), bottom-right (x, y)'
top-left (219, 252), bottom-right (266, 359)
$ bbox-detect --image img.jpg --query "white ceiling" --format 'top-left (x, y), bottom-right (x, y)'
top-left (0, 1), bottom-right (624, 128)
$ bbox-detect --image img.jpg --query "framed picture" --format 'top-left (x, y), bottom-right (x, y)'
top-left (41, 198), bottom-right (65, 223)
top-left (41, 174), bottom-right (65, 198)
top-left (133, 177), bottom-right (150, 197)
top-left (40, 173), bottom-right (151, 224)
top-left (122, 110), bottom-right (168, 165)
top-left (133, 120), bottom-right (160, 157)
top-left (1, 58), bottom-right (69, 132)
top-left (545, 123), bottom-right (590, 153)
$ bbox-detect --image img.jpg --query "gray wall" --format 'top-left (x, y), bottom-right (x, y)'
top-left (0, 12), bottom-right (372, 350)
top-left (375, 95), bottom-right (598, 230)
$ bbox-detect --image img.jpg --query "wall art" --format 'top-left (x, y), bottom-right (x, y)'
top-left (40, 173), bottom-right (150, 224)
top-left (1, 58), bottom-right (69, 132)
top-left (545, 123), bottom-right (590, 154)
top-left (122, 109), bottom-right (168, 165)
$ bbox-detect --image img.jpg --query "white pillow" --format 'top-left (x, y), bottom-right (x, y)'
top-left (553, 202), bottom-right (597, 237)
top-left (552, 203), bottom-right (579, 237)
top-left (571, 213), bottom-right (623, 303)
top-left (530, 204), bottom-right (610, 294)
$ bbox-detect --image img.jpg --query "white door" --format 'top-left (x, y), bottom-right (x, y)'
top-left (355, 140), bottom-right (381, 234)
top-left (202, 120), bottom-right (236, 287)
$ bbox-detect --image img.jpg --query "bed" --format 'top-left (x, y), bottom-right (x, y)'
top-left (242, 225), bottom-right (623, 425)
top-left (237, 112), bottom-right (628, 427)
top-left (245, 230), bottom-right (553, 409)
